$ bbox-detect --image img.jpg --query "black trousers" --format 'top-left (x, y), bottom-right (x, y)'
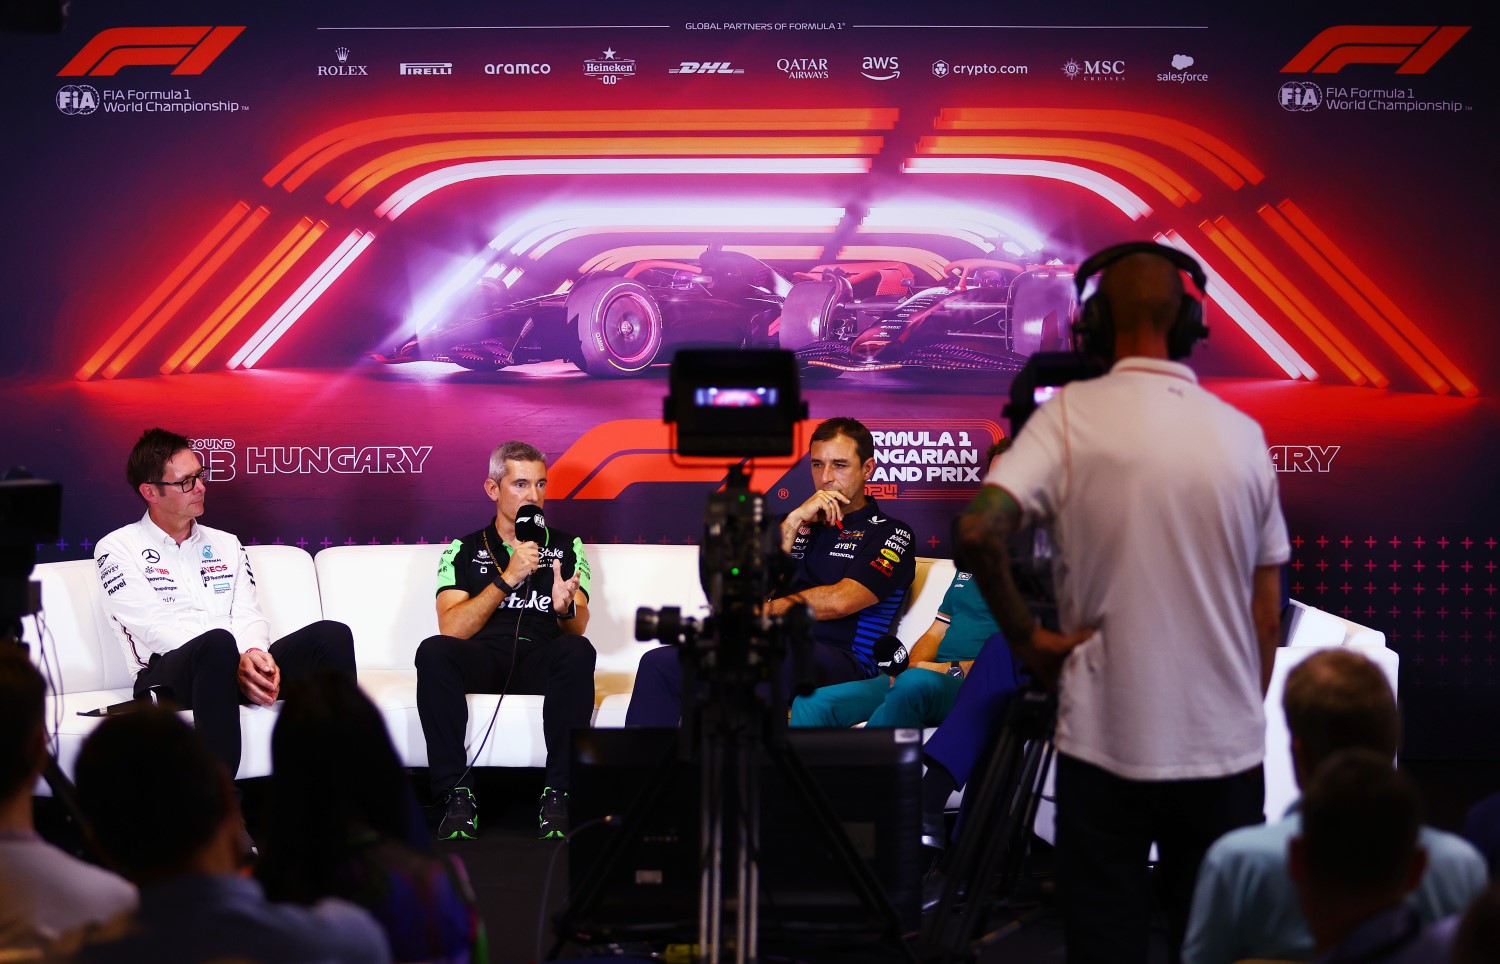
top-left (1054, 753), bottom-right (1265, 964)
top-left (414, 632), bottom-right (596, 796)
top-left (132, 620), bottom-right (357, 778)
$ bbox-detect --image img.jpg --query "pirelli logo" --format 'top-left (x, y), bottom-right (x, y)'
top-left (58, 26), bottom-right (245, 77)
top-left (1282, 25), bottom-right (1469, 74)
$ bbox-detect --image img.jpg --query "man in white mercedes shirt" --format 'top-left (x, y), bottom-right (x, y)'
top-left (94, 428), bottom-right (357, 779)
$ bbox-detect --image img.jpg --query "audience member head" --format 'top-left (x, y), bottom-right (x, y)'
top-left (259, 672), bottom-right (411, 901)
top-left (810, 416), bottom-right (875, 465)
top-left (125, 427), bottom-right (193, 498)
top-left (74, 708), bottom-right (237, 882)
top-left (1289, 748), bottom-right (1426, 951)
top-left (1453, 882), bottom-right (1500, 964)
top-left (1282, 648), bottom-right (1399, 789)
top-left (0, 646), bottom-right (47, 806)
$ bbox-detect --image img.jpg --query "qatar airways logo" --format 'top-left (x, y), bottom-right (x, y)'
top-left (190, 438), bottom-right (433, 477)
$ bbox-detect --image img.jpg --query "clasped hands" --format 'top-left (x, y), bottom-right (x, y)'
top-left (237, 648), bottom-right (280, 706)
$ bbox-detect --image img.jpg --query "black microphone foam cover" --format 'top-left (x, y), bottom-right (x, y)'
top-left (514, 504), bottom-right (547, 544)
top-left (874, 634), bottom-right (909, 676)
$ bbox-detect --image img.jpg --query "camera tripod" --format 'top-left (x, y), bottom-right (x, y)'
top-left (553, 634), bottom-right (920, 964)
top-left (920, 683), bottom-right (1057, 962)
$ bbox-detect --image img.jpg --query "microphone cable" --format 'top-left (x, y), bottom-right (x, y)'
top-left (450, 528), bottom-right (531, 794)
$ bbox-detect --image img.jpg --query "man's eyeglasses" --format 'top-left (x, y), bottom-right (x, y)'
top-left (154, 470), bottom-right (208, 493)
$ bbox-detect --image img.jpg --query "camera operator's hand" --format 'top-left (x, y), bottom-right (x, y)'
top-left (1013, 626), bottom-right (1094, 690)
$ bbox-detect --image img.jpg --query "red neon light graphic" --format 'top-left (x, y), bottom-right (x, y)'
top-left (919, 135), bottom-right (1199, 206)
top-left (1281, 25), bottom-right (1470, 74)
top-left (76, 201), bottom-right (253, 381)
top-left (102, 206), bottom-right (269, 379)
top-left (1199, 218), bottom-right (1378, 387)
top-left (183, 221), bottom-right (328, 374)
top-left (936, 108), bottom-right (1264, 187)
top-left (164, 217), bottom-right (318, 374)
top-left (265, 109), bottom-right (901, 192)
top-left (1259, 203), bottom-right (1464, 396)
top-left (328, 136), bottom-right (885, 207)
top-left (58, 26), bottom-right (244, 77)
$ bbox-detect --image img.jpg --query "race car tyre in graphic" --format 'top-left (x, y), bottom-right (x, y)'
top-left (1008, 271), bottom-right (1078, 357)
top-left (568, 276), bottom-right (664, 377)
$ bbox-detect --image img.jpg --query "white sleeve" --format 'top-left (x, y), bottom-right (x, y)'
top-left (227, 540), bottom-right (272, 651)
top-left (95, 534), bottom-right (208, 663)
top-left (986, 391), bottom-right (1069, 526)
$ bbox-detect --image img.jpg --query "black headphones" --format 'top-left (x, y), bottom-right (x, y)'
top-left (1071, 241), bottom-right (1209, 361)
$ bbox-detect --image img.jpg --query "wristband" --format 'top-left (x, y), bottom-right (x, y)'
top-left (555, 600), bottom-right (577, 620)
top-left (492, 572), bottom-right (519, 596)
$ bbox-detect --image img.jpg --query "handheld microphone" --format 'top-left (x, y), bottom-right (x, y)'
top-left (873, 634), bottom-right (909, 676)
top-left (514, 504), bottom-right (547, 545)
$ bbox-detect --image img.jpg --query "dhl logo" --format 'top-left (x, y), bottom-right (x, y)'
top-left (1282, 25), bottom-right (1469, 74)
top-left (58, 26), bottom-right (245, 77)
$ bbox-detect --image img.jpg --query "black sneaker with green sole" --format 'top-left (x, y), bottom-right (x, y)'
top-left (439, 786), bottom-right (478, 840)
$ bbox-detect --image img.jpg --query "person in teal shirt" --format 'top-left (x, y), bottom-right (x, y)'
top-left (789, 567), bottom-right (999, 729)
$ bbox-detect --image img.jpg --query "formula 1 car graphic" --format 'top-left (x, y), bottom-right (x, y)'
top-left (374, 249), bottom-right (792, 377)
top-left (776, 259), bottom-right (1078, 377)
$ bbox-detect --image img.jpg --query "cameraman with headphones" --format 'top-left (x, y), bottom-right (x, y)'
top-left (957, 244), bottom-right (1289, 963)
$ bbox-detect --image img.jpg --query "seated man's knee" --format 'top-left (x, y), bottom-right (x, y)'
top-left (197, 629), bottom-right (240, 667)
top-left (555, 635), bottom-right (596, 674)
top-left (414, 634), bottom-right (458, 671)
top-left (635, 644), bottom-right (675, 682)
top-left (788, 696), bottom-right (823, 727)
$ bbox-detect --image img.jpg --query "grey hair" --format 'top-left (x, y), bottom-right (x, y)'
top-left (488, 441), bottom-right (546, 481)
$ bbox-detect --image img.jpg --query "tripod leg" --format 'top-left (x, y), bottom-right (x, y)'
top-left (764, 739), bottom-right (920, 963)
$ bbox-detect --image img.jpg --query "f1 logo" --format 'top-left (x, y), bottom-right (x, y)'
top-left (58, 26), bottom-right (245, 77)
top-left (1282, 25), bottom-right (1469, 74)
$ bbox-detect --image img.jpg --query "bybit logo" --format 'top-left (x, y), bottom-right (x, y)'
top-left (59, 26), bottom-right (244, 76)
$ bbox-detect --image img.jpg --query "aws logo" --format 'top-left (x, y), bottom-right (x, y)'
top-left (1282, 25), bottom-right (1468, 74)
top-left (58, 26), bottom-right (245, 77)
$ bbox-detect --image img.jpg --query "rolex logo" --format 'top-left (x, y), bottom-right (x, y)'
top-left (335, 46), bottom-right (349, 63)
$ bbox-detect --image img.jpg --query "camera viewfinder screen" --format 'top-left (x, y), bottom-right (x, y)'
top-left (695, 387), bottom-right (779, 408)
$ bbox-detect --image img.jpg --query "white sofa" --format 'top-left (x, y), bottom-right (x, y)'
top-left (24, 544), bottom-right (1394, 828)
top-left (22, 544), bottom-right (954, 789)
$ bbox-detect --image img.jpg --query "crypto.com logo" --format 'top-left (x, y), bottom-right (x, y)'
top-left (58, 26), bottom-right (245, 77)
top-left (1282, 25), bottom-right (1469, 74)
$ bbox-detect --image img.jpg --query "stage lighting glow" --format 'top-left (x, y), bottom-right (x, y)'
top-left (863, 203), bottom-right (1045, 253)
top-left (902, 157), bottom-right (1153, 220)
top-left (407, 250), bottom-right (494, 334)
top-left (377, 157), bottom-right (872, 220)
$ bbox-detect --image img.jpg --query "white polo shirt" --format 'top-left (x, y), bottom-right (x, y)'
top-left (95, 513), bottom-right (272, 674)
top-left (988, 357), bottom-right (1290, 781)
